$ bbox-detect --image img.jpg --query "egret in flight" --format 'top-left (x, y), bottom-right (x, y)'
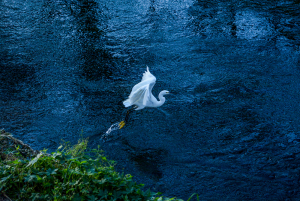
top-left (119, 66), bottom-right (169, 128)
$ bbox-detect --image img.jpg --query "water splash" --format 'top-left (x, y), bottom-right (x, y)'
top-left (101, 122), bottom-right (121, 141)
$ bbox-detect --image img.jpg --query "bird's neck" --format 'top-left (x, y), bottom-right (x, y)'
top-left (157, 92), bottom-right (166, 107)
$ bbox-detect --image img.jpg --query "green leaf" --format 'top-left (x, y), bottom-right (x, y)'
top-left (87, 168), bottom-right (96, 175)
top-left (12, 159), bottom-right (21, 164)
top-left (66, 188), bottom-right (75, 194)
top-left (98, 178), bottom-right (106, 184)
top-left (52, 152), bottom-right (62, 158)
top-left (37, 171), bottom-right (47, 176)
top-left (81, 189), bottom-right (89, 194)
top-left (30, 193), bottom-right (37, 201)
top-left (87, 195), bottom-right (97, 201)
top-left (26, 152), bottom-right (43, 168)
top-left (43, 182), bottom-right (51, 187)
top-left (0, 175), bottom-right (11, 183)
top-left (36, 175), bottom-right (43, 182)
top-left (47, 168), bottom-right (58, 176)
top-left (187, 193), bottom-right (199, 201)
top-left (72, 194), bottom-right (83, 201)
top-left (25, 175), bottom-right (37, 183)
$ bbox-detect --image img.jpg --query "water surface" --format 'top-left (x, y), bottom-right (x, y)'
top-left (1, 0), bottom-right (300, 200)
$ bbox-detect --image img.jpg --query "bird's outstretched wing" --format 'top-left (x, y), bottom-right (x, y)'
top-left (141, 66), bottom-right (156, 82)
top-left (123, 84), bottom-right (152, 109)
top-left (123, 67), bottom-right (157, 109)
top-left (131, 66), bottom-right (156, 95)
top-left (131, 85), bottom-right (152, 103)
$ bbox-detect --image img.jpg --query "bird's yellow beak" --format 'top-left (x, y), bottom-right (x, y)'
top-left (119, 121), bottom-right (126, 129)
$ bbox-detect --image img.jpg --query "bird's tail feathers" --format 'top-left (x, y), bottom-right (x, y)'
top-left (123, 99), bottom-right (132, 107)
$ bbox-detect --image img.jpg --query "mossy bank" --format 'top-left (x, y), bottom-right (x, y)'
top-left (0, 130), bottom-right (188, 201)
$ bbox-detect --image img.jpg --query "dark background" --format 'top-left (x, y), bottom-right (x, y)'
top-left (1, 0), bottom-right (300, 200)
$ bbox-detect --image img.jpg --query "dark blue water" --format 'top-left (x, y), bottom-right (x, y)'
top-left (1, 0), bottom-right (300, 200)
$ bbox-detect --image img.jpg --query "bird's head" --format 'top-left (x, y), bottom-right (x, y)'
top-left (161, 90), bottom-right (170, 95)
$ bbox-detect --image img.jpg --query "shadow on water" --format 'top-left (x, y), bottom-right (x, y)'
top-left (59, 0), bottom-right (121, 80)
top-left (73, 0), bottom-right (116, 79)
top-left (0, 3), bottom-right (35, 101)
top-left (0, 3), bottom-right (38, 130)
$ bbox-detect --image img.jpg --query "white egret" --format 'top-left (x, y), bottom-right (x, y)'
top-left (119, 66), bottom-right (169, 128)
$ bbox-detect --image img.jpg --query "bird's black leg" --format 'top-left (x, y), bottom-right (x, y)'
top-left (125, 106), bottom-right (138, 122)
top-left (119, 106), bottom-right (137, 129)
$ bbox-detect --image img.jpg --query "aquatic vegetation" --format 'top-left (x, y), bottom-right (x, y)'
top-left (0, 133), bottom-right (183, 201)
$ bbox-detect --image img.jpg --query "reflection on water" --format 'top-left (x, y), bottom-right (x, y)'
top-left (235, 10), bottom-right (273, 40)
top-left (1, 0), bottom-right (300, 200)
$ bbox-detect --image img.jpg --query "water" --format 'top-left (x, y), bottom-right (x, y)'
top-left (1, 0), bottom-right (300, 200)
top-left (101, 122), bottom-right (122, 141)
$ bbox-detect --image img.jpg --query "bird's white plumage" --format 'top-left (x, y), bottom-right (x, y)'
top-left (123, 66), bottom-right (169, 110)
top-left (142, 66), bottom-right (156, 82)
top-left (130, 67), bottom-right (156, 93)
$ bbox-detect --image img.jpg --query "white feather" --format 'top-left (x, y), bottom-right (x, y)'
top-left (123, 66), bottom-right (168, 110)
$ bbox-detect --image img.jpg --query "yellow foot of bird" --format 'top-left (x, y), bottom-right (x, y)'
top-left (119, 121), bottom-right (126, 129)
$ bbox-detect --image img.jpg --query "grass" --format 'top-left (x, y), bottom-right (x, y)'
top-left (0, 136), bottom-right (186, 201)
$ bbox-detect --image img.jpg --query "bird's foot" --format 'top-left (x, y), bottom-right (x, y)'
top-left (119, 121), bottom-right (126, 129)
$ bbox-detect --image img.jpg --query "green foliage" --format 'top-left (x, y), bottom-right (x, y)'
top-left (187, 193), bottom-right (199, 201)
top-left (0, 138), bottom-right (183, 201)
